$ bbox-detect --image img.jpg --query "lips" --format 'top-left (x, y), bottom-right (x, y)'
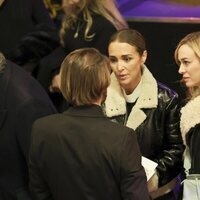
top-left (182, 77), bottom-right (190, 82)
top-left (118, 74), bottom-right (127, 80)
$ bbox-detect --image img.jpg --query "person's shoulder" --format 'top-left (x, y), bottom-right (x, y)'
top-left (7, 60), bottom-right (53, 101)
top-left (105, 118), bottom-right (135, 136)
top-left (33, 113), bottom-right (63, 129)
top-left (92, 13), bottom-right (116, 29)
top-left (31, 113), bottom-right (64, 140)
top-left (35, 113), bottom-right (63, 123)
top-left (7, 60), bottom-right (38, 86)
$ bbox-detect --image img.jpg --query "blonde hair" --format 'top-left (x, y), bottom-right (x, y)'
top-left (43, 0), bottom-right (62, 19)
top-left (60, 0), bottom-right (127, 45)
top-left (60, 48), bottom-right (111, 106)
top-left (174, 31), bottom-right (200, 100)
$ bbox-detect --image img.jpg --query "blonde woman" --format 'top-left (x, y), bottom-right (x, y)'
top-left (175, 31), bottom-right (200, 198)
top-left (37, 0), bottom-right (128, 112)
top-left (60, 0), bottom-right (128, 44)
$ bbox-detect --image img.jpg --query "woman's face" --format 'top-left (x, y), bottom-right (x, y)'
top-left (108, 41), bottom-right (147, 94)
top-left (178, 44), bottom-right (200, 88)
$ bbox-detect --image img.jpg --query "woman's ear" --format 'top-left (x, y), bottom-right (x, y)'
top-left (142, 50), bottom-right (147, 64)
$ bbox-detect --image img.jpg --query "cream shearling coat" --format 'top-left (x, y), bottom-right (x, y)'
top-left (105, 65), bottom-right (158, 130)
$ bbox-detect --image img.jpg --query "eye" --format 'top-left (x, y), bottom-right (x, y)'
top-left (123, 56), bottom-right (132, 63)
top-left (109, 57), bottom-right (117, 64)
top-left (182, 60), bottom-right (190, 66)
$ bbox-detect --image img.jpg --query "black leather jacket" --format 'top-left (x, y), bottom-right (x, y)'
top-left (187, 124), bottom-right (200, 174)
top-left (111, 83), bottom-right (184, 186)
top-left (104, 67), bottom-right (185, 187)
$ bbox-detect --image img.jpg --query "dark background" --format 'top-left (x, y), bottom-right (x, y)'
top-left (117, 0), bottom-right (200, 101)
top-left (128, 20), bottom-right (200, 100)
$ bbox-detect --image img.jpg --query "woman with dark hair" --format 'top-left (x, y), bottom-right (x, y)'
top-left (103, 29), bottom-right (185, 199)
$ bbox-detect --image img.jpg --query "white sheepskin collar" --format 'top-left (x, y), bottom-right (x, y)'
top-left (180, 95), bottom-right (200, 144)
top-left (104, 65), bottom-right (158, 130)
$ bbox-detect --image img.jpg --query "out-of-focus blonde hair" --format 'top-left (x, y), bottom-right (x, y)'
top-left (174, 31), bottom-right (200, 100)
top-left (43, 0), bottom-right (62, 19)
top-left (60, 0), bottom-right (128, 45)
top-left (60, 48), bottom-right (111, 106)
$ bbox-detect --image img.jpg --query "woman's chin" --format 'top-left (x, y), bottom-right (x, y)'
top-left (185, 82), bottom-right (196, 88)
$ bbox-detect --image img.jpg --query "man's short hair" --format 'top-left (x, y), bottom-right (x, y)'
top-left (60, 48), bottom-right (111, 106)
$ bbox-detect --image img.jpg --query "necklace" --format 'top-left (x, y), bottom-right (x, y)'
top-left (74, 20), bottom-right (84, 39)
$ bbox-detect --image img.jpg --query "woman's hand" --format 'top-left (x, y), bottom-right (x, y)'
top-left (147, 172), bottom-right (159, 192)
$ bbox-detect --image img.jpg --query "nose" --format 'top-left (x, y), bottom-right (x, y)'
top-left (116, 60), bottom-right (125, 72)
top-left (178, 64), bottom-right (186, 75)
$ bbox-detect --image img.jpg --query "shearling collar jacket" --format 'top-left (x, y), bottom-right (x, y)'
top-left (180, 95), bottom-right (200, 174)
top-left (104, 65), bottom-right (184, 187)
top-left (180, 95), bottom-right (200, 144)
top-left (105, 66), bottom-right (158, 130)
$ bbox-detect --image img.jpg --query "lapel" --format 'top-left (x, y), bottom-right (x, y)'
top-left (105, 66), bottom-right (158, 130)
top-left (0, 63), bottom-right (9, 129)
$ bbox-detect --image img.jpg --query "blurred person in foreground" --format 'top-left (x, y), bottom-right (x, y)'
top-left (0, 53), bottom-right (57, 200)
top-left (29, 48), bottom-right (150, 200)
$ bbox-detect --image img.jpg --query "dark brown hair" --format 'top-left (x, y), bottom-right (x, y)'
top-left (109, 29), bottom-right (146, 56)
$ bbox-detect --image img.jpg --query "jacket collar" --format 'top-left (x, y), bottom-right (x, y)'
top-left (180, 95), bottom-right (200, 144)
top-left (64, 104), bottom-right (106, 118)
top-left (104, 65), bottom-right (158, 130)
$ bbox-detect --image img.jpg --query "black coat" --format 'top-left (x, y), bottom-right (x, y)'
top-left (104, 68), bottom-right (185, 187)
top-left (0, 0), bottom-right (59, 67)
top-left (36, 13), bottom-right (116, 91)
top-left (0, 60), bottom-right (57, 199)
top-left (29, 105), bottom-right (150, 200)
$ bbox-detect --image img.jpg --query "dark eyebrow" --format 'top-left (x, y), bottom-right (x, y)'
top-left (109, 54), bottom-right (133, 58)
top-left (122, 54), bottom-right (132, 57)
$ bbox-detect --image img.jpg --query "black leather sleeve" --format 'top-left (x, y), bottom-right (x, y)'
top-left (187, 124), bottom-right (200, 174)
top-left (155, 87), bottom-right (185, 186)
